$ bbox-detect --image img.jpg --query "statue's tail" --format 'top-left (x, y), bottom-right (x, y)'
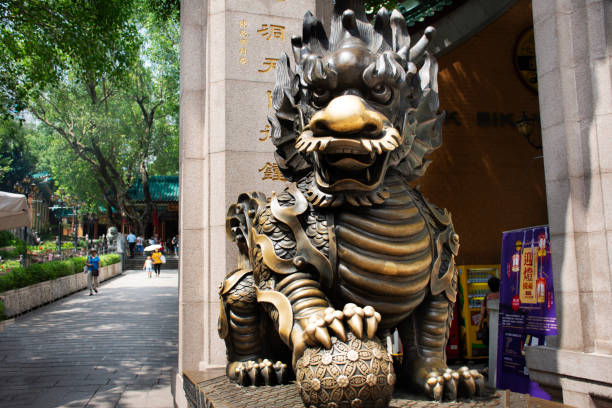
top-left (218, 192), bottom-right (267, 343)
top-left (225, 192), bottom-right (268, 269)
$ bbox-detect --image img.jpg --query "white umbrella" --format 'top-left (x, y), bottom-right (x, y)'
top-left (0, 191), bottom-right (30, 231)
top-left (144, 244), bottom-right (162, 252)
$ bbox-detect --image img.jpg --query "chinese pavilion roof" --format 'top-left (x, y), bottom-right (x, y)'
top-left (398, 0), bottom-right (455, 27)
top-left (128, 175), bottom-right (178, 203)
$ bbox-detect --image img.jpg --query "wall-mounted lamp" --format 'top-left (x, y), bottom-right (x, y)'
top-left (514, 111), bottom-right (542, 149)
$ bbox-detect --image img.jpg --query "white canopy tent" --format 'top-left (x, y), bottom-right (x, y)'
top-left (0, 191), bottom-right (31, 231)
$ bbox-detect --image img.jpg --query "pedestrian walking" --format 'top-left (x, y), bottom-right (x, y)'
top-left (136, 235), bottom-right (144, 255)
top-left (151, 248), bottom-right (163, 277)
top-left (143, 255), bottom-right (153, 278)
top-left (86, 249), bottom-right (100, 296)
top-left (172, 234), bottom-right (179, 256)
top-left (127, 232), bottom-right (136, 258)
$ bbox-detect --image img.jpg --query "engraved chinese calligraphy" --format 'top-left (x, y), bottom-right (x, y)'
top-left (258, 57), bottom-right (279, 73)
top-left (239, 19), bottom-right (248, 65)
top-left (257, 24), bottom-right (285, 41)
top-left (257, 162), bottom-right (286, 181)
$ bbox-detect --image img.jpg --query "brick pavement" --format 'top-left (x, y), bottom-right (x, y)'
top-left (0, 269), bottom-right (178, 408)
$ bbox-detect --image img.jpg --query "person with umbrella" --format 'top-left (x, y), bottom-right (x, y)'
top-left (151, 247), bottom-right (163, 277)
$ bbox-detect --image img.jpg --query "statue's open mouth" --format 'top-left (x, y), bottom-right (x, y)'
top-left (296, 126), bottom-right (401, 192)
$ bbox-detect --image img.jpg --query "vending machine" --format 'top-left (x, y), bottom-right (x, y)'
top-left (457, 265), bottom-right (500, 359)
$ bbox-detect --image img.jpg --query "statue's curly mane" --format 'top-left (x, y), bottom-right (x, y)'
top-left (269, 0), bottom-right (444, 188)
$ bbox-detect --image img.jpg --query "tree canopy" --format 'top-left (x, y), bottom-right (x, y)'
top-left (0, 1), bottom-right (179, 234)
top-left (0, 119), bottom-right (36, 191)
top-left (0, 0), bottom-right (141, 116)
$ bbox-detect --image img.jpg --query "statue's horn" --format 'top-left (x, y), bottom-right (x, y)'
top-left (333, 0), bottom-right (367, 22)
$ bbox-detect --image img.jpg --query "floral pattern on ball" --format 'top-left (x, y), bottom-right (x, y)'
top-left (296, 332), bottom-right (394, 408)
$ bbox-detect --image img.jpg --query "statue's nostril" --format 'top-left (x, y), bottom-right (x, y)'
top-left (314, 121), bottom-right (330, 134)
top-left (364, 124), bottom-right (378, 134)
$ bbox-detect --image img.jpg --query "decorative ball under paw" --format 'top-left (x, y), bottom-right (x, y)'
top-left (295, 332), bottom-right (395, 408)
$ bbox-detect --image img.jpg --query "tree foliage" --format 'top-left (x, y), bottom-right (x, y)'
top-left (0, 0), bottom-right (140, 116)
top-left (3, 1), bottom-right (179, 234)
top-left (364, 0), bottom-right (399, 14)
top-left (0, 119), bottom-right (36, 191)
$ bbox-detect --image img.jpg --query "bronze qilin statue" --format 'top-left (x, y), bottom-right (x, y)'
top-left (218, 1), bottom-right (484, 406)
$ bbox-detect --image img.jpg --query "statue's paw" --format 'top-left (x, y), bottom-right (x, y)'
top-left (424, 366), bottom-right (485, 401)
top-left (303, 304), bottom-right (381, 349)
top-left (227, 359), bottom-right (289, 386)
top-left (342, 303), bottom-right (381, 339)
top-left (303, 307), bottom-right (345, 348)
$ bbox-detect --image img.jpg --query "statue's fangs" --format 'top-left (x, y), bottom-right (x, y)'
top-left (218, 1), bottom-right (484, 405)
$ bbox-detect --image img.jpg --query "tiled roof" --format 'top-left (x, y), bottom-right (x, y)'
top-left (128, 175), bottom-right (178, 202)
top-left (399, 0), bottom-right (454, 27)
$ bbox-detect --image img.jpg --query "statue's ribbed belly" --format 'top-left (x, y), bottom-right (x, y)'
top-left (334, 182), bottom-right (432, 328)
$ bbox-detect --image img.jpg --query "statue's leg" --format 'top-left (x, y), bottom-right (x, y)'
top-left (219, 271), bottom-right (288, 386)
top-left (398, 293), bottom-right (484, 401)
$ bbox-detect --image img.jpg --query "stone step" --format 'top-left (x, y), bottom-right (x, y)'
top-left (122, 254), bottom-right (179, 270)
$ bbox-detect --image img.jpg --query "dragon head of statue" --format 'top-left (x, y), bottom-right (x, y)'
top-left (269, 1), bottom-right (444, 207)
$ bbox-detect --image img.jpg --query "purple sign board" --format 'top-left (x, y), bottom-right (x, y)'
top-left (496, 225), bottom-right (557, 399)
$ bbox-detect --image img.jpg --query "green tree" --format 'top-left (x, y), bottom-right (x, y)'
top-left (0, 119), bottom-right (36, 191)
top-left (0, 0), bottom-right (139, 116)
top-left (364, 0), bottom-right (399, 14)
top-left (28, 11), bottom-right (179, 234)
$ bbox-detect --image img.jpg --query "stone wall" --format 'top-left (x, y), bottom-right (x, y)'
top-left (420, 0), bottom-right (546, 265)
top-left (178, 0), bottom-right (316, 384)
top-left (526, 0), bottom-right (612, 406)
top-left (0, 262), bottom-right (122, 318)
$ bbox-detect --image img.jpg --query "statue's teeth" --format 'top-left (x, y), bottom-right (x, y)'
top-left (361, 139), bottom-right (373, 152)
top-left (366, 168), bottom-right (371, 182)
top-left (371, 140), bottom-right (383, 154)
top-left (295, 137), bottom-right (305, 150)
top-left (319, 138), bottom-right (330, 150)
top-left (382, 140), bottom-right (396, 151)
top-left (390, 129), bottom-right (402, 143)
top-left (307, 141), bottom-right (318, 153)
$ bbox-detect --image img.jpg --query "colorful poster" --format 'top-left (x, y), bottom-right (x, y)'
top-left (496, 226), bottom-right (556, 399)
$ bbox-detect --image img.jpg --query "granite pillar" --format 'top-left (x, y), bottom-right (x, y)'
top-left (175, 0), bottom-right (316, 405)
top-left (526, 1), bottom-right (612, 405)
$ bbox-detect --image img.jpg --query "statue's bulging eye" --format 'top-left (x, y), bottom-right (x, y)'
top-left (313, 88), bottom-right (327, 97)
top-left (371, 83), bottom-right (392, 104)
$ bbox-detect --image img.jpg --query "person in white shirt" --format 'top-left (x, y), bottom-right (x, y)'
top-left (136, 235), bottom-right (144, 255)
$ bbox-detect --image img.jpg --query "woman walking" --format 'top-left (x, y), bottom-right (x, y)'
top-left (86, 249), bottom-right (100, 295)
top-left (151, 248), bottom-right (163, 277)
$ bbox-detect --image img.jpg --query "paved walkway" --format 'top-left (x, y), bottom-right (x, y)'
top-left (0, 269), bottom-right (178, 408)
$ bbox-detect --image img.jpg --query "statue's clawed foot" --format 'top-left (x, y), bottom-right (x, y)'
top-left (303, 304), bottom-right (382, 348)
top-left (408, 358), bottom-right (485, 401)
top-left (227, 359), bottom-right (289, 386)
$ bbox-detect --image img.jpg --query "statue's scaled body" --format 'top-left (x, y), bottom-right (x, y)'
top-left (218, 1), bottom-right (484, 405)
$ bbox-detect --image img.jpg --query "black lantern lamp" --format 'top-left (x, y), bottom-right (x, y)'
top-left (514, 111), bottom-right (542, 149)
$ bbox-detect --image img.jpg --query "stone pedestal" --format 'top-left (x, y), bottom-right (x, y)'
top-left (176, 0), bottom-right (316, 405)
top-left (526, 1), bottom-right (612, 406)
top-left (182, 371), bottom-right (507, 408)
